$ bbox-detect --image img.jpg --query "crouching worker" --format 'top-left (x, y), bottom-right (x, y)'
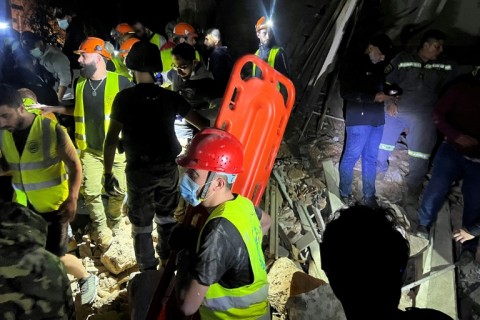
top-left (172, 128), bottom-right (270, 319)
top-left (0, 202), bottom-right (75, 319)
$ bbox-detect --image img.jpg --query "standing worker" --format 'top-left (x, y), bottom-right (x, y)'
top-left (103, 41), bottom-right (208, 271)
top-left (173, 128), bottom-right (270, 319)
top-left (415, 67), bottom-right (480, 261)
top-left (376, 29), bottom-right (458, 205)
top-left (338, 33), bottom-right (393, 208)
top-left (0, 84), bottom-right (97, 305)
top-left (253, 16), bottom-right (289, 78)
top-left (32, 37), bottom-right (133, 250)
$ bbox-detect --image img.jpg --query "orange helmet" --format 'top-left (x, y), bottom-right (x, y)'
top-left (255, 16), bottom-right (269, 32)
top-left (173, 22), bottom-right (198, 37)
top-left (116, 23), bottom-right (134, 36)
top-left (176, 128), bottom-right (244, 175)
top-left (74, 37), bottom-right (111, 60)
top-left (118, 37), bottom-right (140, 57)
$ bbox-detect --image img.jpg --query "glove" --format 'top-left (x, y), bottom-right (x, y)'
top-left (104, 173), bottom-right (124, 197)
top-left (168, 223), bottom-right (198, 252)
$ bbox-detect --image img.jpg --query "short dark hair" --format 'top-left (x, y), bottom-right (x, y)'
top-left (53, 6), bottom-right (75, 19)
top-left (420, 29), bottom-right (446, 45)
top-left (0, 84), bottom-right (23, 109)
top-left (171, 43), bottom-right (196, 62)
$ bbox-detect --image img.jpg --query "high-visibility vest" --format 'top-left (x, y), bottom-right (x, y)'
top-left (111, 55), bottom-right (132, 81)
top-left (74, 72), bottom-right (120, 151)
top-left (161, 46), bottom-right (174, 74)
top-left (198, 195), bottom-right (269, 319)
top-left (0, 116), bottom-right (68, 213)
top-left (253, 46), bottom-right (280, 76)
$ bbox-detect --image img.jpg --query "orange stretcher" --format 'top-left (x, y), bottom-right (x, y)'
top-left (145, 54), bottom-right (295, 320)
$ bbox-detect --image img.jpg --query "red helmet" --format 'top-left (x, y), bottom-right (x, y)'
top-left (173, 22), bottom-right (198, 37)
top-left (118, 37), bottom-right (140, 57)
top-left (176, 128), bottom-right (244, 174)
top-left (74, 37), bottom-right (111, 60)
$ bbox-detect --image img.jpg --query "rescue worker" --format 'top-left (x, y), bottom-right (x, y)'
top-left (377, 29), bottom-right (458, 205)
top-left (131, 19), bottom-right (166, 51)
top-left (0, 202), bottom-right (75, 318)
top-left (253, 16), bottom-right (289, 78)
top-left (32, 37), bottom-right (133, 250)
top-left (0, 84), bottom-right (97, 305)
top-left (110, 22), bottom-right (136, 49)
top-left (173, 22), bottom-right (198, 46)
top-left (173, 128), bottom-right (270, 319)
top-left (103, 41), bottom-right (207, 271)
top-left (172, 22), bottom-right (202, 61)
top-left (115, 37), bottom-right (140, 81)
top-left (159, 21), bottom-right (178, 89)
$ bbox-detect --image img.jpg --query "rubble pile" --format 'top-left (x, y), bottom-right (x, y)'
top-left (68, 114), bottom-right (480, 319)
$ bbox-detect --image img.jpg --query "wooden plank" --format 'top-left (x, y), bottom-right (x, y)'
top-left (414, 203), bottom-right (458, 319)
top-left (321, 159), bottom-right (343, 214)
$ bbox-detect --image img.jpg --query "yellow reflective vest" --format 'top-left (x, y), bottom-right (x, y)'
top-left (0, 116), bottom-right (68, 213)
top-left (74, 72), bottom-right (120, 151)
top-left (198, 195), bottom-right (270, 319)
top-left (253, 46), bottom-right (280, 76)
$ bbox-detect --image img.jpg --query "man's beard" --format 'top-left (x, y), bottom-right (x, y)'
top-left (80, 63), bottom-right (97, 79)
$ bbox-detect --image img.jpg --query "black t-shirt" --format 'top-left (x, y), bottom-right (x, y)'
top-left (110, 83), bottom-right (191, 163)
top-left (194, 200), bottom-right (262, 288)
top-left (77, 75), bottom-right (133, 152)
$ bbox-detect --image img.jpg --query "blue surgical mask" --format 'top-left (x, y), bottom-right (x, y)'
top-left (30, 47), bottom-right (43, 58)
top-left (57, 18), bottom-right (69, 30)
top-left (180, 174), bottom-right (211, 207)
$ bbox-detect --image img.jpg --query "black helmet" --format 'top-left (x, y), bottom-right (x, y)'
top-left (125, 41), bottom-right (163, 73)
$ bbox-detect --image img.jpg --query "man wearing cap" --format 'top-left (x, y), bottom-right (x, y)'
top-left (253, 16), bottom-right (289, 78)
top-left (204, 28), bottom-right (234, 96)
top-left (338, 33), bottom-right (393, 208)
top-left (34, 37), bottom-right (133, 250)
top-left (172, 128), bottom-right (270, 319)
top-left (103, 41), bottom-right (208, 271)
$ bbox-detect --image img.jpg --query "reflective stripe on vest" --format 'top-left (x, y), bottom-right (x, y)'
top-left (408, 150), bottom-right (430, 159)
top-left (198, 195), bottom-right (269, 319)
top-left (398, 62), bottom-right (453, 71)
top-left (0, 116), bottom-right (69, 212)
top-left (379, 143), bottom-right (395, 151)
top-left (74, 72), bottom-right (120, 150)
top-left (253, 46), bottom-right (280, 76)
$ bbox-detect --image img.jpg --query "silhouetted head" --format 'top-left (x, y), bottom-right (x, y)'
top-left (321, 205), bottom-right (410, 318)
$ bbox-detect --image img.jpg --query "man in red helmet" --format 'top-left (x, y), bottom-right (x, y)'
top-left (173, 128), bottom-right (271, 319)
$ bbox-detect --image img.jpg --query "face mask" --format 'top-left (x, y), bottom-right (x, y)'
top-left (58, 18), bottom-right (69, 30)
top-left (30, 47), bottom-right (43, 58)
top-left (180, 174), bottom-right (211, 207)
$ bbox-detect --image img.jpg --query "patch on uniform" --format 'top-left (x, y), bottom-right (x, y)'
top-left (384, 64), bottom-right (393, 74)
top-left (27, 141), bottom-right (40, 153)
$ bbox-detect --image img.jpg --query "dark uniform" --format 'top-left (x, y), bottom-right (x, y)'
top-left (0, 202), bottom-right (74, 319)
top-left (377, 50), bottom-right (457, 194)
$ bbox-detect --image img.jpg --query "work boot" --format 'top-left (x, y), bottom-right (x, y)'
top-left (108, 217), bottom-right (124, 236)
top-left (91, 228), bottom-right (113, 251)
top-left (341, 195), bottom-right (356, 207)
top-left (362, 196), bottom-right (379, 208)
